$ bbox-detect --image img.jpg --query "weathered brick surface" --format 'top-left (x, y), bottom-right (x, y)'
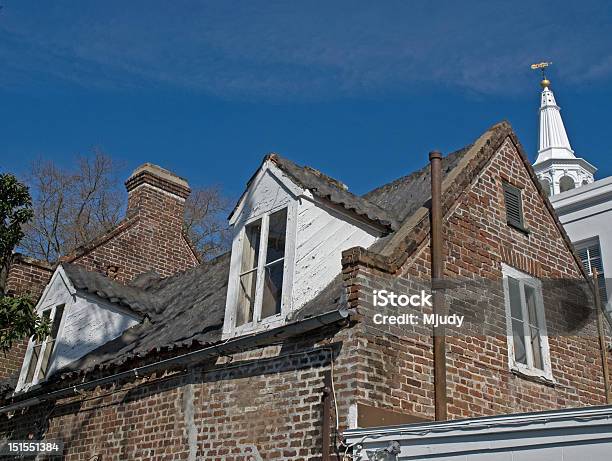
top-left (1, 134), bottom-right (609, 459)
top-left (1, 334), bottom-right (354, 461)
top-left (342, 137), bottom-right (607, 422)
top-left (67, 183), bottom-right (199, 284)
top-left (3, 255), bottom-right (54, 299)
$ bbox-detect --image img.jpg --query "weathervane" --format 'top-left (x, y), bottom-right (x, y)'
top-left (531, 61), bottom-right (552, 88)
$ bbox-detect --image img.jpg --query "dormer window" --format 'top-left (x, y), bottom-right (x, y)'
top-left (224, 154), bottom-right (382, 338)
top-left (229, 207), bottom-right (291, 334)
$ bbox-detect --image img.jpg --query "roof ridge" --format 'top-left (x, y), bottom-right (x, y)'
top-left (268, 154), bottom-right (400, 230)
top-left (60, 216), bottom-right (140, 264)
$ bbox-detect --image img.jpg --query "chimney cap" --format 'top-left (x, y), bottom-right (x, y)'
top-left (125, 163), bottom-right (191, 198)
top-left (129, 163), bottom-right (189, 188)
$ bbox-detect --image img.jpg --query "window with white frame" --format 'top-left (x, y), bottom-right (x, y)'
top-left (20, 304), bottom-right (64, 388)
top-left (235, 207), bottom-right (288, 329)
top-left (576, 240), bottom-right (608, 305)
top-left (502, 264), bottom-right (553, 380)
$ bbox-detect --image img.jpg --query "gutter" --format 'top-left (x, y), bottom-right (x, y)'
top-left (0, 308), bottom-right (349, 415)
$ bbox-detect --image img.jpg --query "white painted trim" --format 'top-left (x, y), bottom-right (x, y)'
top-left (229, 161), bottom-right (305, 227)
top-left (223, 202), bottom-right (298, 339)
top-left (501, 263), bottom-right (554, 382)
top-left (16, 301), bottom-right (69, 392)
top-left (16, 266), bottom-right (78, 392)
top-left (36, 266), bottom-right (76, 311)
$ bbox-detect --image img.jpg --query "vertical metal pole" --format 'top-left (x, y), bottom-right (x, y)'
top-left (593, 268), bottom-right (611, 404)
top-left (322, 369), bottom-right (332, 460)
top-left (429, 151), bottom-right (447, 421)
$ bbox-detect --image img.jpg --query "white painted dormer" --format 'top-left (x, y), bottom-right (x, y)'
top-left (223, 156), bottom-right (383, 338)
top-left (16, 266), bottom-right (141, 392)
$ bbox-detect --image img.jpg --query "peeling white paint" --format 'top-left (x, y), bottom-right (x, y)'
top-left (292, 198), bottom-right (378, 310)
top-left (49, 292), bottom-right (140, 374)
top-left (17, 266), bottom-right (141, 389)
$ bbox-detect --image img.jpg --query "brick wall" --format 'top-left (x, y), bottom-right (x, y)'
top-left (62, 163), bottom-right (200, 284)
top-left (341, 136), bottom-right (608, 424)
top-left (0, 331), bottom-right (356, 461)
top-left (3, 254), bottom-right (54, 299)
top-left (67, 186), bottom-right (199, 284)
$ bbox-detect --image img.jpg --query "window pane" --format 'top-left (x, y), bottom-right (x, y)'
top-left (590, 256), bottom-right (604, 274)
top-left (241, 219), bottom-right (261, 273)
top-left (50, 305), bottom-right (64, 340)
top-left (523, 285), bottom-right (544, 370)
top-left (37, 306), bottom-right (64, 380)
top-left (530, 326), bottom-right (543, 370)
top-left (237, 270), bottom-right (257, 326)
top-left (25, 310), bottom-right (51, 384)
top-left (37, 341), bottom-right (55, 380)
top-left (577, 247), bottom-right (588, 266)
top-left (25, 344), bottom-right (41, 384)
top-left (512, 319), bottom-right (527, 365)
top-left (266, 208), bottom-right (287, 263)
top-left (598, 274), bottom-right (608, 304)
top-left (524, 285), bottom-right (539, 327)
top-left (261, 260), bottom-right (284, 319)
top-left (508, 277), bottom-right (523, 320)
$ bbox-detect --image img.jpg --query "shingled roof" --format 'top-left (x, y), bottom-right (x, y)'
top-left (268, 154), bottom-right (400, 230)
top-left (363, 145), bottom-right (471, 222)
top-left (229, 153), bottom-right (401, 231)
top-left (62, 264), bottom-right (157, 318)
top-left (59, 252), bottom-right (231, 375)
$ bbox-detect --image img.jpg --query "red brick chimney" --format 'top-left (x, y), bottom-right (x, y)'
top-left (125, 163), bottom-right (191, 226)
top-left (59, 163), bottom-right (199, 283)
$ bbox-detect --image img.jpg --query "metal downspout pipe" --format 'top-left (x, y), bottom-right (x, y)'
top-left (430, 151), bottom-right (448, 421)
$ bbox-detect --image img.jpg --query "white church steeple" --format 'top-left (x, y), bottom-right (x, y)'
top-left (532, 73), bottom-right (596, 197)
top-left (535, 79), bottom-right (575, 163)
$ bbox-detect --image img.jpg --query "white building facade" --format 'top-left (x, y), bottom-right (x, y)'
top-left (533, 77), bottom-right (610, 311)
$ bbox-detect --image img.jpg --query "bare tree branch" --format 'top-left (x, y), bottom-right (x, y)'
top-left (20, 151), bottom-right (231, 263)
top-left (183, 186), bottom-right (231, 259)
top-left (21, 150), bottom-right (125, 263)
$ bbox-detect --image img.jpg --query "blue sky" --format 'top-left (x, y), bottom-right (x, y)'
top-left (1, 0), bottom-right (611, 200)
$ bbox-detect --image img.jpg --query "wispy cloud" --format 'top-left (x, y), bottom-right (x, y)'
top-left (1, 0), bottom-right (610, 100)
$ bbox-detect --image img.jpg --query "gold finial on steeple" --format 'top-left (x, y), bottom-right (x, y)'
top-left (531, 61), bottom-right (553, 88)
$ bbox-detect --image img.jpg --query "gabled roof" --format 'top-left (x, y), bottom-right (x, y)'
top-left (229, 154), bottom-right (400, 231)
top-left (363, 145), bottom-right (471, 222)
top-left (41, 129), bottom-right (484, 381)
top-left (61, 263), bottom-right (156, 318)
top-left (58, 253), bottom-right (231, 375)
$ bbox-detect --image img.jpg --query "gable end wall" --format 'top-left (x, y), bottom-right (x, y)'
top-left (344, 136), bottom-right (606, 422)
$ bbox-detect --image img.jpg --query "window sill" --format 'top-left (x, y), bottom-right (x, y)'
top-left (508, 222), bottom-right (530, 236)
top-left (224, 314), bottom-right (287, 339)
top-left (511, 367), bottom-right (556, 387)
